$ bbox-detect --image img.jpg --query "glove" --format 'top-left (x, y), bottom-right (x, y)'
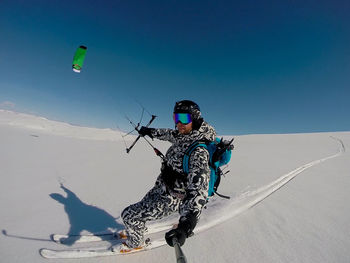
top-left (165, 215), bottom-right (196, 247)
top-left (165, 227), bottom-right (187, 247)
top-left (138, 126), bottom-right (154, 138)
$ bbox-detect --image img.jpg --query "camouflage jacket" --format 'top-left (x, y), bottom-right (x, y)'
top-left (150, 121), bottom-right (216, 219)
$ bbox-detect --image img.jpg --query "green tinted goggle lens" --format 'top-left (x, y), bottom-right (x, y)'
top-left (173, 113), bottom-right (192, 124)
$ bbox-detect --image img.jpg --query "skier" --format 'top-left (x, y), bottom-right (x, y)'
top-left (120, 100), bottom-right (216, 253)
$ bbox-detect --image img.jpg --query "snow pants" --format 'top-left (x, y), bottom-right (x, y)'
top-left (121, 183), bottom-right (181, 248)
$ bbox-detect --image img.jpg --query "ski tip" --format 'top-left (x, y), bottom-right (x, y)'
top-left (40, 248), bottom-right (65, 259)
top-left (39, 248), bottom-right (51, 258)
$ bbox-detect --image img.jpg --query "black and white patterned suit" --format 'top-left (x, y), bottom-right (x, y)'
top-left (121, 121), bottom-right (216, 248)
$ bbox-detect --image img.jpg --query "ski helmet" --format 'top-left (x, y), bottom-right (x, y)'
top-left (173, 100), bottom-right (203, 130)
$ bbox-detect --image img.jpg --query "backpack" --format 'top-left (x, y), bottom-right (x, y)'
top-left (183, 137), bottom-right (234, 199)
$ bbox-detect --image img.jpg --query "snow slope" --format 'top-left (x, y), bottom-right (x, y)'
top-left (1, 110), bottom-right (349, 263)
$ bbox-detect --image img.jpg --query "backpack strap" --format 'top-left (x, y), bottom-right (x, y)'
top-left (213, 168), bottom-right (231, 199)
top-left (183, 141), bottom-right (209, 174)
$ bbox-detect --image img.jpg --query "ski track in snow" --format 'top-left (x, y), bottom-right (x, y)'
top-left (146, 136), bottom-right (346, 236)
top-left (195, 136), bottom-right (346, 233)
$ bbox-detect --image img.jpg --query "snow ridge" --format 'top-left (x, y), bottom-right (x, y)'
top-left (0, 110), bottom-right (124, 141)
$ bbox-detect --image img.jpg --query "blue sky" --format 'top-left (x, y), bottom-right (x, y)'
top-left (1, 0), bottom-right (349, 135)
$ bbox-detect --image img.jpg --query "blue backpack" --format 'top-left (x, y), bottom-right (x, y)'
top-left (183, 137), bottom-right (234, 199)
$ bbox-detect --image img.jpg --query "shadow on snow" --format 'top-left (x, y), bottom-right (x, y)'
top-left (50, 184), bottom-right (124, 246)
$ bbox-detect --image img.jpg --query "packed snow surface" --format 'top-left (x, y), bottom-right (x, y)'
top-left (1, 110), bottom-right (349, 263)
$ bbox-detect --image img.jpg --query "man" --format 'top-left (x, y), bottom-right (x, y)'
top-left (120, 100), bottom-right (216, 253)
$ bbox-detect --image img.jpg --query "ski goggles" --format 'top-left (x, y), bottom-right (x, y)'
top-left (173, 113), bottom-right (192, 124)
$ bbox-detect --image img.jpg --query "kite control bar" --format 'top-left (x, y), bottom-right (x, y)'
top-left (126, 115), bottom-right (157, 154)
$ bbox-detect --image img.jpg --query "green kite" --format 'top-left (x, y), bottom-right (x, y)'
top-left (72, 46), bottom-right (87, 73)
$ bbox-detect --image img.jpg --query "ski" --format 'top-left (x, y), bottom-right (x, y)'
top-left (51, 231), bottom-right (123, 244)
top-left (41, 219), bottom-right (177, 258)
top-left (51, 221), bottom-right (176, 244)
top-left (40, 239), bottom-right (167, 258)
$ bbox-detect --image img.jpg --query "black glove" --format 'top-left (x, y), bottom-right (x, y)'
top-left (165, 215), bottom-right (197, 247)
top-left (138, 126), bottom-right (154, 138)
top-left (165, 227), bottom-right (187, 247)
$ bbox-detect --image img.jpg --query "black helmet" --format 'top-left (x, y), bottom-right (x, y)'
top-left (174, 100), bottom-right (203, 130)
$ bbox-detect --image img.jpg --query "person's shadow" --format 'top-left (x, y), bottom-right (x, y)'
top-left (50, 184), bottom-right (124, 246)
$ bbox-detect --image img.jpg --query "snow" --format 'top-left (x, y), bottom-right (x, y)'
top-left (0, 110), bottom-right (124, 141)
top-left (1, 110), bottom-right (349, 263)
